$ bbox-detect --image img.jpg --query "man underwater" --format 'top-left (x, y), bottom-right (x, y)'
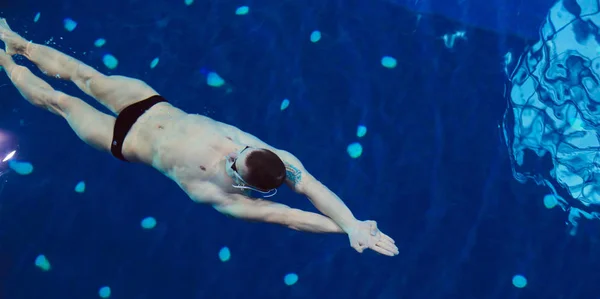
top-left (0, 19), bottom-right (398, 256)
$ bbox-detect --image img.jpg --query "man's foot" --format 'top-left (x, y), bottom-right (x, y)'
top-left (0, 18), bottom-right (29, 56)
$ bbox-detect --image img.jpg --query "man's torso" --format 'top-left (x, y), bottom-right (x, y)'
top-left (120, 102), bottom-right (267, 201)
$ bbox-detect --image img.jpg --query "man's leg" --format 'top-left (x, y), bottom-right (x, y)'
top-left (0, 50), bottom-right (114, 152)
top-left (0, 18), bottom-right (158, 115)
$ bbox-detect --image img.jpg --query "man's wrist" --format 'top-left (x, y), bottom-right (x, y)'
top-left (340, 219), bottom-right (360, 233)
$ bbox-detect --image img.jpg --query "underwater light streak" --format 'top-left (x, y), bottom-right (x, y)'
top-left (2, 150), bottom-right (15, 162)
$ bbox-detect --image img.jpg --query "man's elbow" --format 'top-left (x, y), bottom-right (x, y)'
top-left (250, 205), bottom-right (297, 228)
top-left (213, 204), bottom-right (231, 215)
top-left (265, 207), bottom-right (296, 228)
top-left (213, 203), bottom-right (293, 227)
top-left (213, 204), bottom-right (247, 220)
top-left (279, 208), bottom-right (304, 230)
top-left (292, 174), bottom-right (319, 195)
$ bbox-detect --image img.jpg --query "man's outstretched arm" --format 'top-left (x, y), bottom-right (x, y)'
top-left (229, 132), bottom-right (360, 231)
top-left (276, 150), bottom-right (399, 256)
top-left (214, 198), bottom-right (345, 233)
top-left (276, 151), bottom-right (359, 231)
top-left (187, 184), bottom-right (344, 233)
top-left (211, 132), bottom-right (397, 255)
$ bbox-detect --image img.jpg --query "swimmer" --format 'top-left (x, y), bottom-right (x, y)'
top-left (0, 18), bottom-right (398, 256)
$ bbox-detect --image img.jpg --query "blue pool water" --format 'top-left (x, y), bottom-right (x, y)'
top-left (0, 0), bottom-right (599, 298)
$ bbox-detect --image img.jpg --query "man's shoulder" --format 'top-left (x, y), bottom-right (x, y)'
top-left (272, 151), bottom-right (315, 193)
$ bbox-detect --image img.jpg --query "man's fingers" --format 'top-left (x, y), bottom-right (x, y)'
top-left (381, 233), bottom-right (395, 244)
top-left (370, 244), bottom-right (395, 256)
top-left (376, 240), bottom-right (398, 255)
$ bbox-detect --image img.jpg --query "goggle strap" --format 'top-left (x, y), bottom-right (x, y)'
top-left (231, 184), bottom-right (277, 198)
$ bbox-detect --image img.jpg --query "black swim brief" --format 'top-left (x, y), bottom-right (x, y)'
top-left (110, 95), bottom-right (168, 162)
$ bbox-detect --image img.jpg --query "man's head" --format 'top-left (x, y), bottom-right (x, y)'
top-left (226, 146), bottom-right (286, 193)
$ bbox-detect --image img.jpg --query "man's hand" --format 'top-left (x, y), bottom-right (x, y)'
top-left (347, 220), bottom-right (399, 256)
